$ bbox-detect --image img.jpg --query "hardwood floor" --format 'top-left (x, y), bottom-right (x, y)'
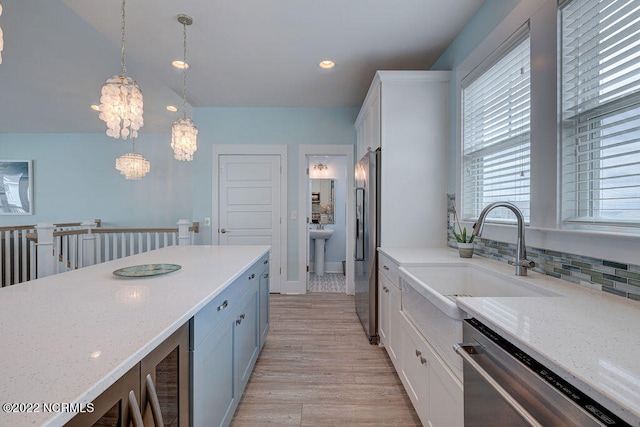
top-left (231, 293), bottom-right (421, 426)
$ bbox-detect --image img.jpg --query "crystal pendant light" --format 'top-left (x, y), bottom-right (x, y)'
top-left (99, 0), bottom-right (143, 140)
top-left (115, 138), bottom-right (150, 180)
top-left (171, 14), bottom-right (198, 161)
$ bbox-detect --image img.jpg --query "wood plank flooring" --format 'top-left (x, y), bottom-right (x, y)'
top-left (231, 293), bottom-right (421, 426)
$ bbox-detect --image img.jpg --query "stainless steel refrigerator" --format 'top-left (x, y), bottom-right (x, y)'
top-left (354, 149), bottom-right (380, 344)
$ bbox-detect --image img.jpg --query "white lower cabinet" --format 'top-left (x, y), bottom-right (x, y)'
top-left (399, 312), bottom-right (463, 427)
top-left (399, 313), bottom-right (430, 424)
top-left (378, 253), bottom-right (402, 368)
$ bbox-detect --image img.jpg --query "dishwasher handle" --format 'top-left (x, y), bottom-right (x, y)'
top-left (454, 343), bottom-right (543, 427)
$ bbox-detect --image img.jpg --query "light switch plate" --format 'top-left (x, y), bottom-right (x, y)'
top-left (291, 210), bottom-right (298, 220)
top-left (204, 217), bottom-right (211, 226)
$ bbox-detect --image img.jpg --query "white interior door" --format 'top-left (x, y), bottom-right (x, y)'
top-left (218, 154), bottom-right (282, 292)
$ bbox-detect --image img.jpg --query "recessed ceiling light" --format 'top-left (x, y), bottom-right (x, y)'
top-left (90, 104), bottom-right (100, 111)
top-left (166, 105), bottom-right (178, 112)
top-left (319, 60), bottom-right (335, 69)
top-left (172, 60), bottom-right (190, 70)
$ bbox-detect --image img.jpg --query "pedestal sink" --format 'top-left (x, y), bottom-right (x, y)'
top-left (309, 228), bottom-right (334, 276)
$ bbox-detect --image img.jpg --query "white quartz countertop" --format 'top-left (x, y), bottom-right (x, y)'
top-left (380, 247), bottom-right (640, 426)
top-left (0, 245), bottom-right (270, 427)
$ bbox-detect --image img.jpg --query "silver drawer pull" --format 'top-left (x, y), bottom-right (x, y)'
top-left (217, 300), bottom-right (229, 311)
top-left (264, 259), bottom-right (269, 264)
top-left (420, 356), bottom-right (427, 365)
top-left (454, 343), bottom-right (543, 427)
top-left (264, 273), bottom-right (269, 279)
top-left (249, 273), bottom-right (256, 280)
top-left (236, 313), bottom-right (246, 325)
top-left (383, 265), bottom-right (390, 270)
top-left (415, 349), bottom-right (421, 357)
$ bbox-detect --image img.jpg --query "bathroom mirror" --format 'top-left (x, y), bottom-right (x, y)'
top-left (311, 179), bottom-right (335, 224)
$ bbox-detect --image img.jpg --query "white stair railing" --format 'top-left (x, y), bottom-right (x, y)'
top-left (0, 225), bottom-right (37, 286)
top-left (2, 219), bottom-right (198, 285)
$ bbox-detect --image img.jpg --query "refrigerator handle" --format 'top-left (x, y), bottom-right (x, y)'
top-left (355, 187), bottom-right (365, 261)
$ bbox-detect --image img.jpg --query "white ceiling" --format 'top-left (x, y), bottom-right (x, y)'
top-left (0, 0), bottom-right (483, 134)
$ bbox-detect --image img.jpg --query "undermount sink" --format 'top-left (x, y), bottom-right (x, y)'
top-left (309, 228), bottom-right (333, 276)
top-left (400, 263), bottom-right (559, 320)
top-left (309, 228), bottom-right (334, 239)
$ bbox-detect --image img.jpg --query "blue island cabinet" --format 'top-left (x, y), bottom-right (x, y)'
top-left (190, 253), bottom-right (270, 427)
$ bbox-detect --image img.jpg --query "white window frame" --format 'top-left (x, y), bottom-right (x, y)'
top-left (460, 25), bottom-right (531, 223)
top-left (559, 0), bottom-right (640, 232)
top-left (454, 0), bottom-right (640, 268)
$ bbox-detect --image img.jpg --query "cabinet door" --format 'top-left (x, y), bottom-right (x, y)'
top-left (387, 281), bottom-right (401, 367)
top-left (191, 318), bottom-right (235, 427)
top-left (234, 280), bottom-right (260, 394)
top-left (65, 365), bottom-right (140, 427)
top-left (378, 274), bottom-right (390, 347)
top-left (259, 265), bottom-right (270, 350)
top-left (429, 352), bottom-right (463, 427)
top-left (399, 314), bottom-right (429, 425)
top-left (369, 86), bottom-right (381, 152)
top-left (141, 323), bottom-right (190, 427)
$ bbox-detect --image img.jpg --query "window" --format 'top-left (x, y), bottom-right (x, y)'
top-left (561, 0), bottom-right (640, 229)
top-left (461, 31), bottom-right (531, 222)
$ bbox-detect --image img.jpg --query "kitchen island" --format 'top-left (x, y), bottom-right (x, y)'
top-left (380, 247), bottom-right (640, 426)
top-left (0, 244), bottom-right (270, 427)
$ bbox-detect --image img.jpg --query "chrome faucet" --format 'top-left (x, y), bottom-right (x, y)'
top-left (472, 202), bottom-right (535, 276)
top-left (316, 224), bottom-right (324, 229)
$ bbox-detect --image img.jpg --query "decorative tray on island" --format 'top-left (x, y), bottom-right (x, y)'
top-left (112, 263), bottom-right (182, 278)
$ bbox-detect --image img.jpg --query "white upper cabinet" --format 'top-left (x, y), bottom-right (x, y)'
top-left (355, 71), bottom-right (450, 248)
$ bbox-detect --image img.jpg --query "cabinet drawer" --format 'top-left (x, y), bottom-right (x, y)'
top-left (191, 284), bottom-right (243, 350)
top-left (378, 252), bottom-right (400, 287)
top-left (191, 255), bottom-right (267, 350)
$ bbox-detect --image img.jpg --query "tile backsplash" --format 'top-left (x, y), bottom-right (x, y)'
top-left (446, 195), bottom-right (640, 301)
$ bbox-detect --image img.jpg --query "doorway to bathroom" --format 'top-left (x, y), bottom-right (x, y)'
top-left (297, 145), bottom-right (354, 295)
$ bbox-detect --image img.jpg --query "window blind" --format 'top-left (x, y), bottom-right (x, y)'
top-left (561, 0), bottom-right (640, 227)
top-left (462, 35), bottom-right (531, 222)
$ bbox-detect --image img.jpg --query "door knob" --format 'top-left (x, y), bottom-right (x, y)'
top-left (220, 228), bottom-right (230, 234)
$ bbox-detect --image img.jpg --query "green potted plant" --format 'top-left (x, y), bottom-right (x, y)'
top-left (451, 201), bottom-right (474, 258)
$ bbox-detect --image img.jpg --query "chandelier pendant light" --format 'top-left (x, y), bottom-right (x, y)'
top-left (99, 0), bottom-right (144, 140)
top-left (116, 138), bottom-right (150, 180)
top-left (171, 14), bottom-right (198, 161)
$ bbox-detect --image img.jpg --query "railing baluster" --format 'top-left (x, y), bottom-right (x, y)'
top-left (70, 235), bottom-right (76, 270)
top-left (4, 231), bottom-right (10, 286)
top-left (121, 233), bottom-right (126, 259)
top-left (29, 239), bottom-right (36, 281)
top-left (21, 230), bottom-right (28, 284)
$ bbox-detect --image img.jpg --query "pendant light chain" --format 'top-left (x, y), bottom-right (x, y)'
top-left (182, 20), bottom-right (188, 119)
top-left (171, 14), bottom-right (197, 162)
top-left (120, 0), bottom-right (127, 75)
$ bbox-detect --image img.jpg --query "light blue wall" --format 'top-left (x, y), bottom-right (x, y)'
top-left (0, 133), bottom-right (193, 227)
top-left (0, 108), bottom-right (358, 282)
top-left (431, 0), bottom-right (522, 192)
top-left (192, 107), bottom-right (358, 281)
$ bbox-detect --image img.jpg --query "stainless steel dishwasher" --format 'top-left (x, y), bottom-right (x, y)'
top-left (455, 318), bottom-right (631, 427)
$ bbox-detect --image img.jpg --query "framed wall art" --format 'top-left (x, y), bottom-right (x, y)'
top-left (0, 160), bottom-right (33, 215)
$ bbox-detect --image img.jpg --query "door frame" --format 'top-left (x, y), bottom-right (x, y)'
top-left (212, 145), bottom-right (288, 292)
top-left (298, 145), bottom-right (355, 295)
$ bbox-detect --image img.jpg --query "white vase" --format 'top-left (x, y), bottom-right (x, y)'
top-left (457, 242), bottom-right (474, 258)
